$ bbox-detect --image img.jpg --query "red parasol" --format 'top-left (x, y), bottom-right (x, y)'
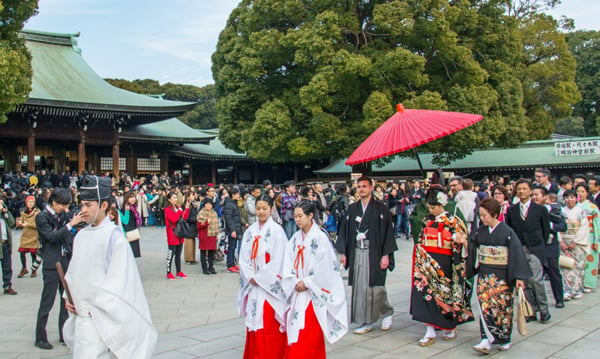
top-left (346, 104), bottom-right (483, 175)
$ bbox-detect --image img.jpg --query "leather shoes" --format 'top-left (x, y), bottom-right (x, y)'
top-left (540, 311), bottom-right (551, 322)
top-left (35, 340), bottom-right (53, 350)
top-left (556, 301), bottom-right (565, 308)
top-left (525, 315), bottom-right (536, 323)
top-left (3, 287), bottom-right (17, 295)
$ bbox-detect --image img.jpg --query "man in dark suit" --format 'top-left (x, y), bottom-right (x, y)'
top-left (588, 177), bottom-right (600, 208)
top-left (533, 186), bottom-right (567, 308)
top-left (506, 179), bottom-right (551, 322)
top-left (34, 188), bottom-right (84, 350)
top-left (534, 168), bottom-right (559, 194)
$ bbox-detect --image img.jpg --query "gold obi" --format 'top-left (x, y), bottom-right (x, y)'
top-left (477, 245), bottom-right (509, 266)
top-left (421, 226), bottom-right (453, 255)
top-left (566, 220), bottom-right (580, 236)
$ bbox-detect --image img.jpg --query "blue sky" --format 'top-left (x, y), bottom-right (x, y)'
top-left (24, 0), bottom-right (599, 87)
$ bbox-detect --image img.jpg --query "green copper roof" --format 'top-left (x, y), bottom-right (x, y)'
top-left (120, 118), bottom-right (215, 144)
top-left (316, 137), bottom-right (600, 174)
top-left (170, 130), bottom-right (247, 160)
top-left (20, 29), bottom-right (196, 114)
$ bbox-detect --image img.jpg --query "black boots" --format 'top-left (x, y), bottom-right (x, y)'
top-left (201, 250), bottom-right (217, 275)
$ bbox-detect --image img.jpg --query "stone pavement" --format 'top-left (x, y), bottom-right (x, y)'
top-left (2, 226), bottom-right (600, 358)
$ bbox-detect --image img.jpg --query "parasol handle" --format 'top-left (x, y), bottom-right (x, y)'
top-left (413, 148), bottom-right (426, 178)
top-left (56, 262), bottom-right (74, 306)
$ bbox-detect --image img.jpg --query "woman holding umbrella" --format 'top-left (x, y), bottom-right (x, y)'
top-left (410, 187), bottom-right (473, 347)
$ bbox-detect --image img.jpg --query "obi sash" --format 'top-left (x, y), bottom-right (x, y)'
top-left (421, 222), bottom-right (453, 256)
top-left (477, 245), bottom-right (509, 266)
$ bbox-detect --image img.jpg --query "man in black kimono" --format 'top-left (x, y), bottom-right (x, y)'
top-left (505, 179), bottom-right (551, 322)
top-left (336, 176), bottom-right (397, 334)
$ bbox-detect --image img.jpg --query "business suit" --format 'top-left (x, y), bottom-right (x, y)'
top-left (506, 200), bottom-right (551, 316)
top-left (545, 203), bottom-right (567, 306)
top-left (34, 206), bottom-right (73, 344)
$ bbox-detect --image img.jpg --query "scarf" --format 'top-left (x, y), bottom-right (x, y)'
top-left (197, 208), bottom-right (219, 237)
top-left (130, 204), bottom-right (142, 227)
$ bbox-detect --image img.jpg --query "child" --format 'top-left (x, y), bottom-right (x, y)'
top-left (197, 200), bottom-right (219, 275)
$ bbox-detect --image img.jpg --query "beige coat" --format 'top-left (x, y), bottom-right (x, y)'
top-left (18, 208), bottom-right (40, 249)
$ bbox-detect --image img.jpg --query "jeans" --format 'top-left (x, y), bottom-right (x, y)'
top-left (284, 220), bottom-right (297, 239)
top-left (394, 213), bottom-right (410, 237)
top-left (226, 234), bottom-right (238, 268)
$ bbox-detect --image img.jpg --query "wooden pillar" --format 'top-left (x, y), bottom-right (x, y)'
top-left (27, 128), bottom-right (35, 172)
top-left (78, 130), bottom-right (86, 174)
top-left (53, 146), bottom-right (65, 174)
top-left (211, 161), bottom-right (216, 185)
top-left (128, 146), bottom-right (136, 176)
top-left (188, 164), bottom-right (194, 185)
top-left (294, 163), bottom-right (298, 183)
top-left (233, 162), bottom-right (238, 184)
top-left (3, 141), bottom-right (18, 171)
top-left (112, 137), bottom-right (120, 178)
top-left (254, 162), bottom-right (258, 185)
top-left (161, 150), bottom-right (169, 174)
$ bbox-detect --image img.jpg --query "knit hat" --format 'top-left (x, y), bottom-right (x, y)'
top-left (25, 195), bottom-right (36, 204)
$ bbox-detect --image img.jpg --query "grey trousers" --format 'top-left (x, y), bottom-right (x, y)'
top-left (523, 246), bottom-right (549, 313)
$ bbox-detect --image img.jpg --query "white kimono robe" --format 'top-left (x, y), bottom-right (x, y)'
top-left (282, 224), bottom-right (348, 344)
top-left (64, 217), bottom-right (157, 358)
top-left (237, 217), bottom-right (289, 331)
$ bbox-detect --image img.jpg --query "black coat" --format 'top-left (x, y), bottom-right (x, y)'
top-left (545, 203), bottom-right (566, 258)
top-left (35, 208), bottom-right (73, 271)
top-left (336, 198), bottom-right (397, 286)
top-left (222, 197), bottom-right (242, 235)
top-left (505, 201), bottom-right (550, 266)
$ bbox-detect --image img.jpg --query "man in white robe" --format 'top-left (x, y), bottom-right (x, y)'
top-left (63, 175), bottom-right (157, 358)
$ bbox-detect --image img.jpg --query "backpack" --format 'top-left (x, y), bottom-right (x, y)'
top-left (329, 196), bottom-right (345, 222)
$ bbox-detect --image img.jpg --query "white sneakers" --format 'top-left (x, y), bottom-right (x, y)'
top-left (354, 316), bottom-right (393, 334)
top-left (353, 324), bottom-right (373, 334)
top-left (380, 315), bottom-right (393, 331)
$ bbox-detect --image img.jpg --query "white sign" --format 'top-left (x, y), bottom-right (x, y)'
top-left (555, 140), bottom-right (600, 157)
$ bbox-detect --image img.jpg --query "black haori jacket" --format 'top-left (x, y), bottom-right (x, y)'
top-left (336, 197), bottom-right (397, 286)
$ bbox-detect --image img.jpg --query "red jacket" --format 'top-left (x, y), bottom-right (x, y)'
top-left (164, 205), bottom-right (189, 245)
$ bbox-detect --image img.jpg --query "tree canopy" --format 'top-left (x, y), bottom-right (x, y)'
top-left (566, 30), bottom-right (600, 136)
top-left (105, 79), bottom-right (217, 129)
top-left (212, 0), bottom-right (579, 165)
top-left (0, 0), bottom-right (38, 124)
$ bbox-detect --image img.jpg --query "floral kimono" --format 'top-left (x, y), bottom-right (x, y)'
top-left (410, 212), bottom-right (473, 330)
top-left (282, 224), bottom-right (348, 358)
top-left (579, 200), bottom-right (600, 288)
top-left (467, 222), bottom-right (531, 345)
top-left (237, 217), bottom-right (288, 359)
top-left (560, 205), bottom-right (590, 296)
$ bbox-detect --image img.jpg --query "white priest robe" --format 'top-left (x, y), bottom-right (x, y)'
top-left (63, 217), bottom-right (157, 358)
top-left (237, 217), bottom-right (289, 331)
top-left (282, 224), bottom-right (348, 344)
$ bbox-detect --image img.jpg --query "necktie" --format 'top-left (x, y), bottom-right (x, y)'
top-left (520, 203), bottom-right (527, 220)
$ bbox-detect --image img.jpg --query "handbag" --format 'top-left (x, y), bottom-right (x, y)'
top-left (389, 206), bottom-right (397, 216)
top-left (174, 217), bottom-right (191, 238)
top-left (516, 286), bottom-right (534, 336)
top-left (559, 255), bottom-right (575, 269)
top-left (125, 228), bottom-right (141, 242)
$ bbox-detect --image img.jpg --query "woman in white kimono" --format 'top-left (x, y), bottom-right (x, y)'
top-left (282, 201), bottom-right (348, 359)
top-left (560, 189), bottom-right (590, 300)
top-left (237, 194), bottom-right (288, 359)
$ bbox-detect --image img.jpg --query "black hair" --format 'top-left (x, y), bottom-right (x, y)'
top-left (575, 182), bottom-right (590, 194)
top-left (256, 194), bottom-right (273, 207)
top-left (563, 189), bottom-right (577, 199)
top-left (295, 200), bottom-right (316, 218)
top-left (356, 175), bottom-right (372, 185)
top-left (515, 178), bottom-right (532, 189)
top-left (559, 176), bottom-right (572, 186)
top-left (337, 183), bottom-right (348, 194)
top-left (301, 186), bottom-right (313, 197)
top-left (251, 185), bottom-right (262, 192)
top-left (533, 186), bottom-right (548, 195)
top-left (49, 188), bottom-right (72, 206)
top-left (480, 198), bottom-right (501, 218)
top-left (426, 186), bottom-right (446, 206)
top-left (229, 187), bottom-right (240, 196)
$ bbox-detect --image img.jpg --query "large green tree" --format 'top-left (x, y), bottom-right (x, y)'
top-left (0, 0), bottom-right (38, 123)
top-left (566, 30), bottom-right (600, 136)
top-left (105, 79), bottom-right (217, 128)
top-left (212, 0), bottom-right (579, 164)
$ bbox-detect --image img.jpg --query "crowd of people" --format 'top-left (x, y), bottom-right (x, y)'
top-left (1, 167), bottom-right (600, 357)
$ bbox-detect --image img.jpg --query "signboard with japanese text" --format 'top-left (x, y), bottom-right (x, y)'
top-left (555, 140), bottom-right (600, 157)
